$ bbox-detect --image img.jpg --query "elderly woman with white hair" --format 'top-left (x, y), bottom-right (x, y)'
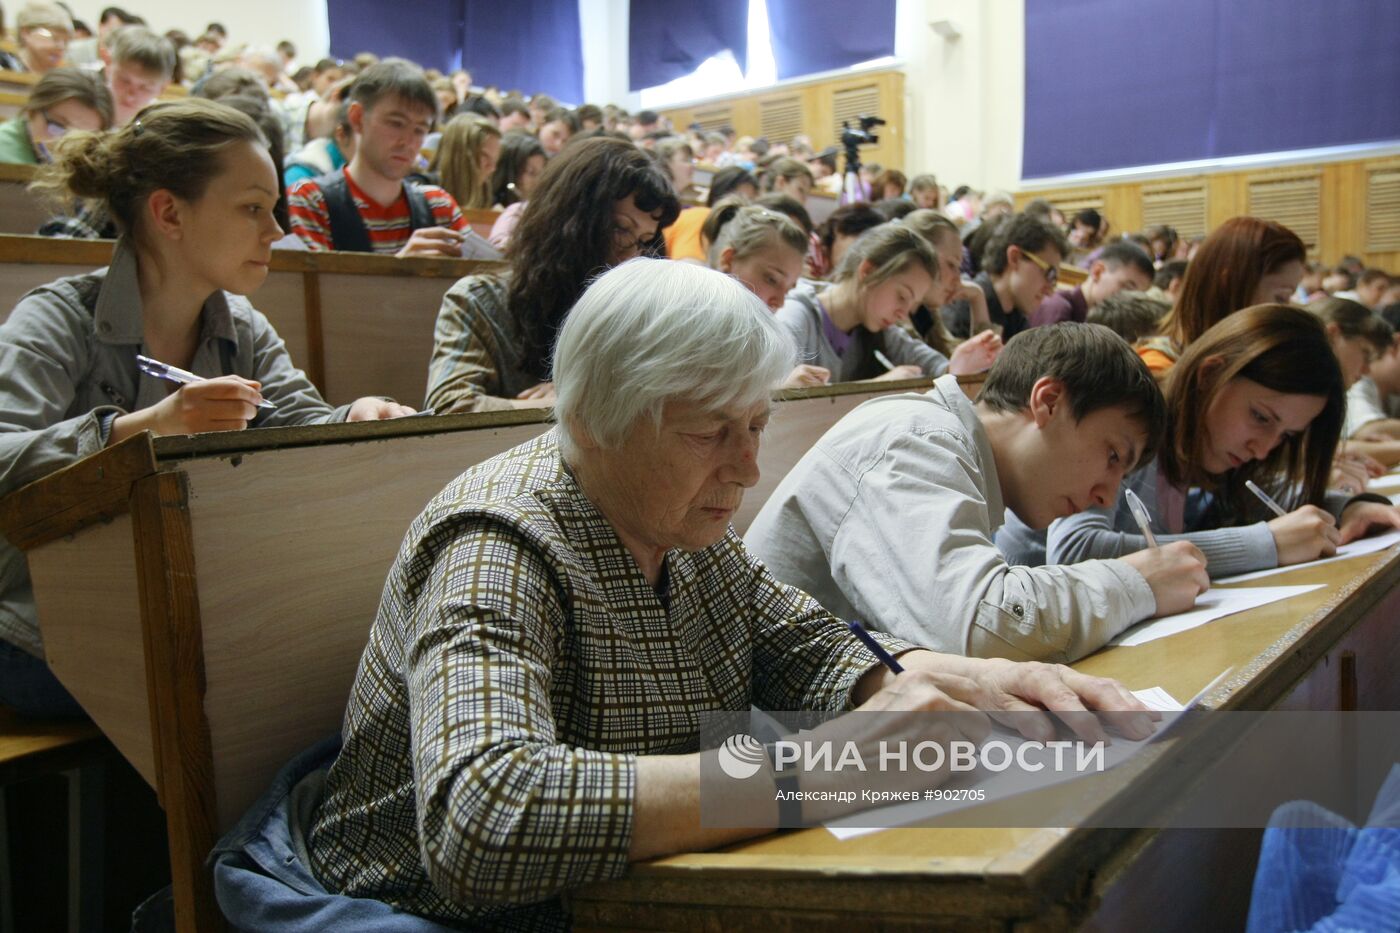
top-left (214, 258), bottom-right (1158, 932)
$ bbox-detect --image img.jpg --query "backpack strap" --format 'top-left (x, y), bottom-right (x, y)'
top-left (312, 168), bottom-right (373, 253)
top-left (403, 183), bottom-right (435, 232)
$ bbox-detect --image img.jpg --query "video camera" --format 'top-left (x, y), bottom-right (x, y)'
top-left (840, 114), bottom-right (886, 150)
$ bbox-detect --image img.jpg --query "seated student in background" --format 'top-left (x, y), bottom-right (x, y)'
top-left (901, 209), bottom-right (1002, 368)
top-left (283, 102), bottom-right (355, 188)
top-left (1086, 290), bottom-right (1170, 345)
top-left (288, 59), bottom-right (467, 257)
top-left (1029, 241), bottom-right (1154, 327)
top-left (0, 100), bottom-right (414, 717)
top-left (908, 173), bottom-right (940, 210)
top-left (0, 67), bottom-right (111, 165)
top-left (1345, 328), bottom-right (1400, 443)
top-left (1036, 306), bottom-right (1400, 577)
top-left (941, 212), bottom-right (1070, 342)
top-left (497, 97), bottom-right (531, 132)
top-left (777, 224), bottom-right (998, 385)
top-left (216, 259), bottom-right (1158, 930)
top-left (663, 164), bottom-right (757, 262)
top-left (703, 197), bottom-right (827, 388)
top-left (1148, 258), bottom-right (1189, 306)
top-left (425, 136), bottom-right (679, 413)
top-left (536, 106), bottom-right (578, 157)
top-left (654, 136), bottom-right (694, 195)
top-left (102, 26), bottom-right (177, 126)
top-left (0, 2), bottom-right (72, 74)
top-left (1065, 208), bottom-right (1104, 263)
top-left (486, 130), bottom-right (546, 249)
top-left (760, 156), bottom-right (814, 205)
top-left (1334, 269), bottom-right (1392, 311)
top-left (1308, 297), bottom-right (1400, 470)
top-left (430, 113), bottom-right (501, 211)
top-left (746, 323), bottom-right (1209, 663)
top-left (756, 191), bottom-right (813, 239)
top-left (1137, 216), bottom-right (1306, 375)
top-left (807, 202), bottom-right (885, 278)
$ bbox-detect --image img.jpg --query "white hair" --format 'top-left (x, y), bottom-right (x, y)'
top-left (553, 258), bottom-right (795, 458)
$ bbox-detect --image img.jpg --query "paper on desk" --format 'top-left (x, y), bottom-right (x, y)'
top-left (1109, 585), bottom-right (1323, 647)
top-left (458, 229), bottom-right (504, 260)
top-left (1214, 528), bottom-right (1400, 584)
top-left (1364, 472), bottom-right (1400, 493)
top-left (827, 686), bottom-right (1186, 840)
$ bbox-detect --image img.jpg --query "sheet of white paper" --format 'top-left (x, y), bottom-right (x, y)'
top-left (1214, 528), bottom-right (1400, 584)
top-left (1109, 585), bottom-right (1323, 647)
top-left (458, 229), bottom-right (504, 260)
top-left (1365, 472), bottom-right (1400, 492)
top-left (1389, 493), bottom-right (1400, 506)
top-left (827, 685), bottom-right (1188, 840)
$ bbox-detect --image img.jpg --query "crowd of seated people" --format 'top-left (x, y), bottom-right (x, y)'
top-left (1, 8), bottom-right (1399, 930)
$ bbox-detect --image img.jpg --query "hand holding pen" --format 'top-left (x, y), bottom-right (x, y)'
top-left (1248, 480), bottom-right (1341, 564)
top-left (1113, 490), bottom-right (1210, 616)
top-left (109, 355), bottom-right (272, 441)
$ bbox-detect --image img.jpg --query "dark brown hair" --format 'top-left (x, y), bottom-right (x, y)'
top-left (978, 322), bottom-right (1167, 468)
top-left (506, 136), bottom-right (680, 377)
top-left (1160, 304), bottom-right (1343, 519)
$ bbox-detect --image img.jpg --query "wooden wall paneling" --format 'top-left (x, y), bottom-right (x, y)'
top-left (315, 270), bottom-right (450, 407)
top-left (0, 262), bottom-right (102, 322)
top-left (1141, 178), bottom-right (1208, 239)
top-left (1321, 160), bottom-right (1365, 264)
top-left (249, 269), bottom-right (311, 384)
top-left (1205, 172), bottom-right (1247, 230)
top-left (0, 91), bottom-right (24, 119)
top-left (1364, 158), bottom-right (1400, 257)
top-left (130, 470), bottom-right (224, 933)
top-left (758, 93), bottom-right (803, 145)
top-left (1246, 168), bottom-right (1323, 254)
top-left (0, 163), bottom-right (45, 236)
top-left (27, 516), bottom-right (156, 785)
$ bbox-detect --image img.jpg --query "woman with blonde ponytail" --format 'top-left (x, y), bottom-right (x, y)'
top-left (0, 98), bottom-right (417, 717)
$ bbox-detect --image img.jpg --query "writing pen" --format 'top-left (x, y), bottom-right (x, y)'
top-left (873, 349), bottom-right (896, 371)
top-left (137, 355), bottom-right (278, 411)
top-left (848, 620), bottom-right (904, 675)
top-left (1245, 480), bottom-right (1288, 517)
top-left (1123, 488), bottom-right (1158, 549)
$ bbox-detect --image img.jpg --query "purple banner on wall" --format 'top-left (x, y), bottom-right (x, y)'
top-left (766, 0), bottom-right (896, 82)
top-left (328, 0), bottom-right (463, 73)
top-left (628, 0), bottom-right (749, 92)
top-left (1023, 0), bottom-right (1400, 178)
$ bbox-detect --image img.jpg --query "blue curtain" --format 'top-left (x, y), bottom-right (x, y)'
top-left (628, 0), bottom-right (749, 92)
top-left (765, 0), bottom-right (896, 81)
top-left (327, 0), bottom-right (463, 73)
top-left (326, 0), bottom-right (585, 103)
top-left (1023, 0), bottom-right (1400, 178)
top-left (464, 0), bottom-right (584, 101)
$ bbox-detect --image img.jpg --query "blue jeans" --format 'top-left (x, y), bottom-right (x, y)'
top-left (211, 735), bottom-right (459, 933)
top-left (0, 638), bottom-right (85, 718)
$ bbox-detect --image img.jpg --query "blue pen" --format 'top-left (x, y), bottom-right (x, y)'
top-left (137, 354), bottom-right (277, 411)
top-left (848, 620), bottom-right (904, 674)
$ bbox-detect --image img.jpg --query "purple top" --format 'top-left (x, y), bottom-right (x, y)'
top-left (1030, 285), bottom-right (1088, 328)
top-left (818, 297), bottom-right (855, 357)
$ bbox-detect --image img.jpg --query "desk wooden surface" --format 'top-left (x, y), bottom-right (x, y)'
top-left (569, 542), bottom-right (1400, 930)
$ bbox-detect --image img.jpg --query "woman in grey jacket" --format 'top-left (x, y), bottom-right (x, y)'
top-left (1047, 305), bottom-right (1400, 577)
top-left (0, 99), bottom-right (413, 716)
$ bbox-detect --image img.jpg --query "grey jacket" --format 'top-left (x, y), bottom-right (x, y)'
top-left (744, 375), bottom-right (1156, 663)
top-left (776, 291), bottom-right (950, 383)
top-left (0, 239), bottom-right (347, 656)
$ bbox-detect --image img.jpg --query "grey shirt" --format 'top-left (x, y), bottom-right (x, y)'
top-left (744, 375), bottom-right (1156, 663)
top-left (1047, 459), bottom-right (1360, 578)
top-left (775, 291), bottom-right (950, 383)
top-left (0, 239), bottom-right (348, 656)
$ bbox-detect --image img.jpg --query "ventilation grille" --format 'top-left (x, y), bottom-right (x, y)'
top-left (1049, 193), bottom-right (1106, 219)
top-left (1247, 172), bottom-right (1320, 253)
top-left (1366, 164), bottom-right (1400, 253)
top-left (759, 96), bottom-right (803, 145)
top-left (831, 84), bottom-right (880, 146)
top-left (691, 106), bottom-right (733, 134)
top-left (1142, 182), bottom-right (1207, 239)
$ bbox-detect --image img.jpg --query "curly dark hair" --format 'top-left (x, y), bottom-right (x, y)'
top-left (490, 130), bottom-right (545, 207)
top-left (505, 136), bottom-right (680, 377)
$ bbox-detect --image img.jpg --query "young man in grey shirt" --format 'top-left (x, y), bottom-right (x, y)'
top-left (745, 323), bottom-right (1210, 663)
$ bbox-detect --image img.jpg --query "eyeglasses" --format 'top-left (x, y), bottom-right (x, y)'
top-left (39, 110), bottom-right (71, 138)
top-left (1020, 249), bottom-right (1058, 285)
top-left (611, 223), bottom-right (657, 256)
top-left (26, 26), bottom-right (71, 46)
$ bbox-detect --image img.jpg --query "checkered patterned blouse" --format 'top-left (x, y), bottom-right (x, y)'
top-left (307, 429), bottom-right (902, 930)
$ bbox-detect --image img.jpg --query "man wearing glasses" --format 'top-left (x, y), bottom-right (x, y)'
top-left (941, 212), bottom-right (1071, 342)
top-left (1, 2), bottom-right (73, 74)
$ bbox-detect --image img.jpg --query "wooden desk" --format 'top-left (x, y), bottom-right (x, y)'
top-left (0, 163), bottom-right (45, 236)
top-left (0, 234), bottom-right (505, 406)
top-left (568, 539), bottom-right (1400, 931)
top-left (0, 376), bottom-right (934, 931)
